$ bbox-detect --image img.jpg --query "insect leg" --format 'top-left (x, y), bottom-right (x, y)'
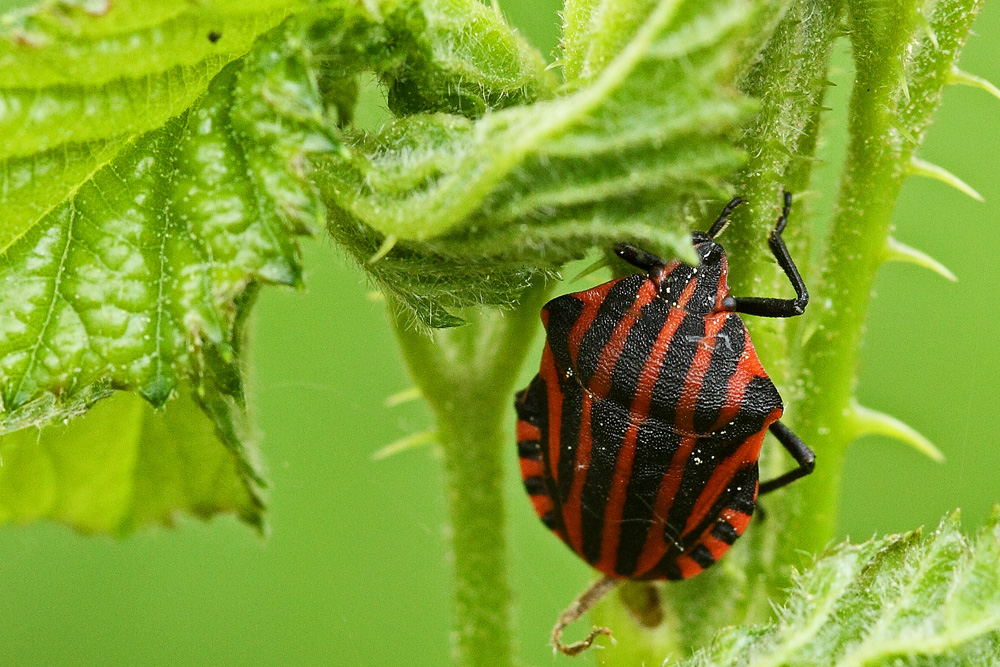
top-left (551, 576), bottom-right (618, 656)
top-left (613, 242), bottom-right (665, 274)
top-left (723, 191), bottom-right (809, 318)
top-left (759, 420), bottom-right (816, 495)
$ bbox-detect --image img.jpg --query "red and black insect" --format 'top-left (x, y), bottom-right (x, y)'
top-left (515, 192), bottom-right (815, 654)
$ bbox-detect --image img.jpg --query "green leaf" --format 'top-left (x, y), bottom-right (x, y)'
top-left (0, 25), bottom-right (328, 426)
top-left (559, 0), bottom-right (789, 86)
top-left (678, 512), bottom-right (1000, 667)
top-left (0, 1), bottom-right (329, 531)
top-left (319, 0), bottom-right (776, 326)
top-left (0, 387), bottom-right (264, 534)
top-left (0, 0), bottom-right (303, 254)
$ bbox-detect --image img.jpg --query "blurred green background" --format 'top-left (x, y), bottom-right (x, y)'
top-left (2, 1), bottom-right (1000, 665)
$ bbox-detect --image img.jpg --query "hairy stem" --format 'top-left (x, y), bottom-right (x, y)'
top-left (590, 1), bottom-right (984, 661)
top-left (784, 0), bottom-right (983, 565)
top-left (726, 0), bottom-right (844, 612)
top-left (392, 280), bottom-right (550, 667)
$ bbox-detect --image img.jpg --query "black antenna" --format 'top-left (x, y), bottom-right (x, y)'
top-left (706, 197), bottom-right (745, 239)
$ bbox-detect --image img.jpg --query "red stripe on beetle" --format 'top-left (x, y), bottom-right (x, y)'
top-left (567, 282), bottom-right (616, 367)
top-left (531, 494), bottom-right (555, 518)
top-left (721, 507), bottom-right (754, 536)
top-left (564, 390), bottom-right (595, 555)
top-left (675, 313), bottom-right (729, 435)
top-left (706, 321), bottom-right (757, 432)
top-left (683, 435), bottom-right (763, 536)
top-left (674, 553), bottom-right (704, 579)
top-left (519, 457), bottom-right (545, 480)
top-left (635, 435), bottom-right (697, 575)
top-left (538, 345), bottom-right (563, 484)
top-left (587, 279), bottom-right (658, 399)
top-left (629, 281), bottom-right (697, 410)
top-left (701, 533), bottom-right (732, 563)
top-left (597, 278), bottom-right (700, 574)
top-left (594, 423), bottom-right (639, 573)
top-left (517, 421), bottom-right (542, 443)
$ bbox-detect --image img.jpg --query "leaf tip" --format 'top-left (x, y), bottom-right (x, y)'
top-left (140, 376), bottom-right (175, 409)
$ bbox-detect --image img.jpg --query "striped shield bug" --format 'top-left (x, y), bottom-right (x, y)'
top-left (514, 192), bottom-right (815, 655)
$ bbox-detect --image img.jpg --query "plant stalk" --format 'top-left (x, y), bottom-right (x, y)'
top-left (391, 280), bottom-right (550, 667)
top-left (782, 0), bottom-right (983, 566)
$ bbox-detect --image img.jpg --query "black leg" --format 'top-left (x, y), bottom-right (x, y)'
top-left (614, 242), bottom-right (665, 273)
top-left (759, 420), bottom-right (816, 495)
top-left (706, 196), bottom-right (745, 238)
top-left (723, 191), bottom-right (809, 319)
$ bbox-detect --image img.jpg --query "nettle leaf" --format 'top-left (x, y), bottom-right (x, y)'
top-left (559, 0), bottom-right (788, 85)
top-left (0, 1), bottom-right (329, 530)
top-left (319, 0), bottom-right (777, 326)
top-left (0, 0), bottom-right (304, 255)
top-left (680, 513), bottom-right (1000, 667)
top-left (0, 387), bottom-right (263, 534)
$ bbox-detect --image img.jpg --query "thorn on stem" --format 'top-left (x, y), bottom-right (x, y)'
top-left (908, 156), bottom-right (983, 202)
top-left (949, 67), bottom-right (1000, 104)
top-left (885, 236), bottom-right (958, 282)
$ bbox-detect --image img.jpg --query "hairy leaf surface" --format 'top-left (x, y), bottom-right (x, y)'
top-left (0, 0), bottom-right (303, 254)
top-left (0, 1), bottom-right (327, 530)
top-left (680, 513), bottom-right (1000, 667)
top-left (319, 0), bottom-right (778, 326)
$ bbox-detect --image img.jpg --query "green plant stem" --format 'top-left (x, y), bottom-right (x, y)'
top-left (729, 0), bottom-right (844, 611)
top-left (391, 279), bottom-right (550, 667)
top-left (783, 0), bottom-right (983, 565)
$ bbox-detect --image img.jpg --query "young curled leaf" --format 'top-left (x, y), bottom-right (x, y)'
top-left (319, 0), bottom-right (781, 326)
